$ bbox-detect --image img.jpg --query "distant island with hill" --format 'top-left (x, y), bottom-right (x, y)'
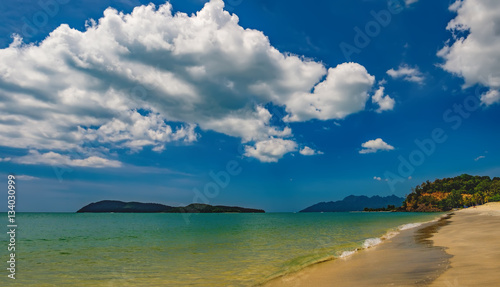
top-left (300, 195), bottom-right (404, 212)
top-left (77, 200), bottom-right (265, 213)
top-left (301, 174), bottom-right (500, 213)
top-left (80, 174), bottom-right (500, 214)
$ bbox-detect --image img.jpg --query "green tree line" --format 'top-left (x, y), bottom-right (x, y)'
top-left (403, 174), bottom-right (500, 211)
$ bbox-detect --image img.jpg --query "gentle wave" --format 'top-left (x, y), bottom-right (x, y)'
top-left (399, 222), bottom-right (423, 230)
top-left (339, 249), bottom-right (358, 258)
top-left (362, 237), bottom-right (382, 248)
top-left (336, 214), bottom-right (445, 260)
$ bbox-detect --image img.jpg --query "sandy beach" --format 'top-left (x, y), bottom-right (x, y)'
top-left (264, 202), bottom-right (500, 286)
top-left (429, 202), bottom-right (500, 287)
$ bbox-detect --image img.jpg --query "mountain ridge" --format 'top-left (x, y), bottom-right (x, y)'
top-left (300, 195), bottom-right (405, 212)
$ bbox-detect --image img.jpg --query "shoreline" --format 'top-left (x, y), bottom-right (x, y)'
top-left (262, 214), bottom-right (451, 286)
top-left (264, 203), bottom-right (500, 286)
top-left (429, 202), bottom-right (500, 286)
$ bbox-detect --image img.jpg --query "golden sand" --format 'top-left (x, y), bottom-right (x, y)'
top-left (264, 218), bottom-right (451, 286)
top-left (429, 202), bottom-right (500, 287)
top-left (264, 202), bottom-right (500, 287)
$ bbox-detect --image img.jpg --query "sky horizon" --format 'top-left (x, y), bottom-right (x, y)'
top-left (1, 0), bottom-right (499, 212)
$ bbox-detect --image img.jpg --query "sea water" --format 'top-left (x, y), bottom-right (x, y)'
top-left (0, 212), bottom-right (442, 286)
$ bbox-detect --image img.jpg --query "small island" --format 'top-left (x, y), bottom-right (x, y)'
top-left (77, 200), bottom-right (265, 213)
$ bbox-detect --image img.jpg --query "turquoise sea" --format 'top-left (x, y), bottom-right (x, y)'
top-left (1, 212), bottom-right (442, 286)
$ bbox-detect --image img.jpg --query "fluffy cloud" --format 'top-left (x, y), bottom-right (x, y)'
top-left (243, 138), bottom-right (297, 163)
top-left (81, 110), bottom-right (198, 152)
top-left (480, 89), bottom-right (500, 106)
top-left (372, 86), bottom-right (395, 113)
top-left (438, 0), bottom-right (500, 105)
top-left (0, 0), bottom-right (382, 164)
top-left (0, 157), bottom-right (11, 162)
top-left (405, 0), bottom-right (419, 6)
top-left (359, 138), bottom-right (395, 154)
top-left (283, 63), bottom-right (375, 122)
top-left (299, 146), bottom-right (324, 156)
top-left (14, 150), bottom-right (122, 168)
top-left (201, 106), bottom-right (291, 142)
top-left (386, 65), bottom-right (425, 84)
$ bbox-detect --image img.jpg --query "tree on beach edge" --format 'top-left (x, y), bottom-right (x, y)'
top-left (402, 174), bottom-right (500, 212)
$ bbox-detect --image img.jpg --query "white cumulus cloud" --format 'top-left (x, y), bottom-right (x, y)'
top-left (438, 0), bottom-right (500, 106)
top-left (0, 0), bottom-right (383, 163)
top-left (244, 138), bottom-right (297, 163)
top-left (480, 90), bottom-right (500, 106)
top-left (372, 86), bottom-right (395, 113)
top-left (387, 65), bottom-right (425, 84)
top-left (283, 63), bottom-right (376, 122)
top-left (359, 138), bottom-right (395, 154)
top-left (299, 146), bottom-right (324, 156)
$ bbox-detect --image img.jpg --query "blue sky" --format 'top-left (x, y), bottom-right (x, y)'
top-left (1, 0), bottom-right (499, 212)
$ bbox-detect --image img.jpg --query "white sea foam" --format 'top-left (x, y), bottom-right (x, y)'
top-left (382, 230), bottom-right (399, 240)
top-left (397, 214), bottom-right (447, 231)
top-left (362, 220), bottom-right (431, 250)
top-left (362, 237), bottom-right (382, 248)
top-left (339, 249), bottom-right (357, 258)
top-left (398, 222), bottom-right (423, 230)
top-left (335, 214), bottom-right (446, 261)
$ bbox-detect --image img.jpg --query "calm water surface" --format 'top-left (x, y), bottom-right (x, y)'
top-left (0, 212), bottom-right (442, 286)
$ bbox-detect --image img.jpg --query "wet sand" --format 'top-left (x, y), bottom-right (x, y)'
top-left (429, 202), bottom-right (500, 287)
top-left (264, 203), bottom-right (500, 286)
top-left (264, 216), bottom-right (452, 287)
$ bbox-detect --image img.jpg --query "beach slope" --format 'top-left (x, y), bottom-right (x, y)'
top-left (429, 202), bottom-right (500, 286)
top-left (264, 202), bottom-right (500, 286)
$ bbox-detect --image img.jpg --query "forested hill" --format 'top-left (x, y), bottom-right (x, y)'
top-left (77, 200), bottom-right (265, 213)
top-left (403, 174), bottom-right (500, 211)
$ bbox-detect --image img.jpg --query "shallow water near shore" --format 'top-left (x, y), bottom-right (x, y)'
top-left (0, 212), bottom-right (442, 286)
top-left (265, 216), bottom-right (453, 287)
